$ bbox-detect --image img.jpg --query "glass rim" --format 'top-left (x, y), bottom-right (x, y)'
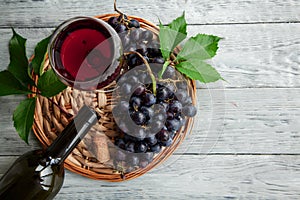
top-left (48, 16), bottom-right (123, 87)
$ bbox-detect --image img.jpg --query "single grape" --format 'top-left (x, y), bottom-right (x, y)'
top-left (130, 111), bottom-right (146, 125)
top-left (156, 129), bottom-right (169, 142)
top-left (169, 100), bottom-right (182, 113)
top-left (175, 90), bottom-right (188, 104)
top-left (115, 24), bottom-right (127, 33)
top-left (134, 142), bottom-right (148, 153)
top-left (182, 104), bottom-right (197, 117)
top-left (120, 83), bottom-right (132, 95)
top-left (140, 30), bottom-right (153, 42)
top-left (140, 106), bottom-right (154, 120)
top-left (144, 135), bottom-right (157, 146)
top-left (159, 102), bottom-right (169, 112)
top-left (128, 155), bottom-right (139, 166)
top-left (115, 138), bottom-right (126, 149)
top-left (133, 85), bottom-right (146, 96)
top-left (157, 86), bottom-right (171, 102)
top-left (125, 141), bottom-right (135, 153)
top-left (139, 160), bottom-right (149, 168)
top-left (121, 34), bottom-right (130, 48)
top-left (150, 143), bottom-right (162, 153)
top-left (163, 66), bottom-right (176, 79)
top-left (130, 96), bottom-right (142, 109)
top-left (142, 93), bottom-right (156, 107)
top-left (128, 19), bottom-right (140, 28)
top-left (108, 16), bottom-right (118, 28)
top-left (130, 28), bottom-right (141, 42)
top-left (115, 150), bottom-right (126, 161)
top-left (133, 128), bottom-right (147, 140)
top-left (137, 43), bottom-right (148, 56)
top-left (160, 137), bottom-right (173, 147)
top-left (151, 57), bottom-right (164, 64)
top-left (166, 119), bottom-right (181, 132)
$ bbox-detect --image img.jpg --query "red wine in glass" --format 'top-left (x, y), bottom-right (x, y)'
top-left (48, 17), bottom-right (123, 90)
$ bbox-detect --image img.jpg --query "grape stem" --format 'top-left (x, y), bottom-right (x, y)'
top-left (114, 0), bottom-right (123, 15)
top-left (124, 51), bottom-right (157, 95)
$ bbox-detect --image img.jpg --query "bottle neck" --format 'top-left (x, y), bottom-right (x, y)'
top-left (46, 105), bottom-right (98, 164)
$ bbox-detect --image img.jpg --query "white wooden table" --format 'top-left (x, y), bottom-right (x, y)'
top-left (0, 0), bottom-right (300, 199)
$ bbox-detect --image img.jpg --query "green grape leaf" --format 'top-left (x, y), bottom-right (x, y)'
top-left (8, 28), bottom-right (34, 86)
top-left (0, 70), bottom-right (32, 96)
top-left (37, 68), bottom-right (67, 97)
top-left (31, 35), bottom-right (51, 76)
top-left (176, 34), bottom-right (221, 62)
top-left (13, 97), bottom-right (36, 144)
top-left (159, 12), bottom-right (187, 60)
top-left (176, 59), bottom-right (223, 83)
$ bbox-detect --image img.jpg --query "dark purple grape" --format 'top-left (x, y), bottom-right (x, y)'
top-left (119, 101), bottom-right (130, 113)
top-left (157, 86), bottom-right (171, 102)
top-left (142, 152), bottom-right (154, 161)
top-left (120, 83), bottom-right (132, 95)
top-left (121, 34), bottom-right (130, 47)
top-left (108, 16), bottom-right (118, 28)
top-left (130, 96), bottom-right (142, 108)
top-left (115, 138), bottom-right (126, 149)
top-left (129, 76), bottom-right (139, 86)
top-left (125, 141), bottom-right (135, 153)
top-left (159, 102), bottom-right (169, 112)
top-left (128, 19), bottom-right (140, 28)
top-left (183, 96), bottom-right (192, 106)
top-left (130, 28), bottom-right (141, 42)
top-left (150, 143), bottom-right (162, 153)
top-left (142, 93), bottom-right (156, 107)
top-left (134, 142), bottom-right (148, 153)
top-left (166, 119), bottom-right (181, 132)
top-left (140, 106), bottom-right (154, 120)
top-left (127, 54), bottom-right (139, 67)
top-left (175, 90), bottom-right (188, 104)
top-left (140, 30), bottom-right (153, 42)
top-left (133, 128), bottom-right (147, 140)
top-left (116, 150), bottom-right (126, 161)
top-left (160, 137), bottom-right (173, 147)
top-left (149, 120), bottom-right (165, 134)
top-left (145, 135), bottom-right (157, 146)
top-left (182, 104), bottom-right (197, 117)
top-left (118, 122), bottom-right (129, 133)
top-left (163, 66), bottom-right (176, 79)
top-left (166, 111), bottom-right (174, 120)
top-left (169, 100), bottom-right (182, 113)
top-left (128, 155), bottom-right (139, 166)
top-left (156, 129), bottom-right (169, 142)
top-left (133, 85), bottom-right (146, 96)
top-left (151, 57), bottom-right (164, 64)
top-left (139, 160), bottom-right (149, 168)
top-left (131, 111), bottom-right (146, 125)
top-left (177, 81), bottom-right (187, 89)
top-left (137, 43), bottom-right (148, 56)
top-left (115, 24), bottom-right (127, 33)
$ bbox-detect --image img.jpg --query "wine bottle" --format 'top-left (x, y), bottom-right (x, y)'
top-left (0, 105), bottom-right (99, 200)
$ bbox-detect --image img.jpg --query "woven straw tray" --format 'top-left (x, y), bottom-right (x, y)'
top-left (30, 14), bottom-right (196, 182)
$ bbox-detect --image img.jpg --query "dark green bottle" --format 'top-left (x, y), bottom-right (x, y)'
top-left (0, 105), bottom-right (98, 200)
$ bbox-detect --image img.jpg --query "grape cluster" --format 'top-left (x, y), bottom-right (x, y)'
top-left (107, 14), bottom-right (164, 69)
top-left (107, 14), bottom-right (197, 173)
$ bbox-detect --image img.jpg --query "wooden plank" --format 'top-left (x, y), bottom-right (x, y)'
top-left (0, 0), bottom-right (299, 28)
top-left (0, 23), bottom-right (299, 88)
top-left (1, 155), bottom-right (300, 199)
top-left (0, 88), bottom-right (299, 155)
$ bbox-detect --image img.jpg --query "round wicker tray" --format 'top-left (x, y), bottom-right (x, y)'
top-left (31, 13), bottom-right (196, 182)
